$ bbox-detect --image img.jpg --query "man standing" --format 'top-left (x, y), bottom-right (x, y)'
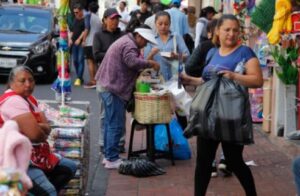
top-left (83, 2), bottom-right (101, 88)
top-left (69, 3), bottom-right (85, 86)
top-left (118, 0), bottom-right (130, 31)
top-left (93, 8), bottom-right (126, 154)
top-left (129, 0), bottom-right (152, 24)
top-left (166, 0), bottom-right (189, 36)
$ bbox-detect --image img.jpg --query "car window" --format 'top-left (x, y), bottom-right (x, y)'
top-left (0, 9), bottom-right (51, 33)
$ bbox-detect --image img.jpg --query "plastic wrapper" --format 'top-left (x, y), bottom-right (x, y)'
top-left (163, 79), bottom-right (192, 116)
top-left (50, 128), bottom-right (82, 139)
top-left (54, 139), bottom-right (81, 148)
top-left (55, 148), bottom-right (81, 159)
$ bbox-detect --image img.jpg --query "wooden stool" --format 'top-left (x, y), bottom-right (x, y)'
top-left (127, 119), bottom-right (175, 165)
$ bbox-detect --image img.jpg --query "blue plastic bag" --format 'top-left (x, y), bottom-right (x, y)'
top-left (154, 118), bottom-right (191, 160)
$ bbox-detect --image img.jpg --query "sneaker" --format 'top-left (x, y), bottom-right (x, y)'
top-left (74, 78), bottom-right (81, 86)
top-left (211, 165), bottom-right (218, 177)
top-left (218, 159), bottom-right (232, 177)
top-left (83, 81), bottom-right (96, 89)
top-left (102, 158), bottom-right (108, 165)
top-left (104, 159), bottom-right (123, 169)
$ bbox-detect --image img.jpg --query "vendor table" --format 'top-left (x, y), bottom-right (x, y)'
top-left (39, 100), bottom-right (90, 196)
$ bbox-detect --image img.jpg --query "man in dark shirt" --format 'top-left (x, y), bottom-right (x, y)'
top-left (92, 8), bottom-right (126, 154)
top-left (69, 3), bottom-right (85, 86)
top-left (129, 0), bottom-right (152, 24)
top-left (93, 8), bottom-right (126, 65)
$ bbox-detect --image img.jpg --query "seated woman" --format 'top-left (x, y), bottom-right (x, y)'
top-left (0, 66), bottom-right (77, 195)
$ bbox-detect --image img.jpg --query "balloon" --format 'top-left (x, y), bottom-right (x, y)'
top-left (160, 0), bottom-right (172, 6)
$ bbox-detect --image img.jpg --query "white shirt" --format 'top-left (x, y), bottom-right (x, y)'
top-left (195, 17), bottom-right (208, 48)
top-left (118, 10), bottom-right (130, 31)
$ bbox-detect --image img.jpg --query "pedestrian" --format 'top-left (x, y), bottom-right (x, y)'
top-left (69, 3), bottom-right (85, 86)
top-left (194, 6), bottom-right (217, 49)
top-left (181, 14), bottom-right (263, 196)
top-left (144, 3), bottom-right (164, 34)
top-left (0, 66), bottom-right (77, 195)
top-left (95, 24), bottom-right (160, 169)
top-left (83, 2), bottom-right (101, 89)
top-left (165, 0), bottom-right (189, 37)
top-left (183, 18), bottom-right (232, 177)
top-left (292, 156), bottom-right (300, 195)
top-left (93, 8), bottom-right (126, 154)
top-left (129, 0), bottom-right (152, 24)
top-left (183, 6), bottom-right (197, 53)
top-left (118, 0), bottom-right (130, 31)
top-left (144, 10), bottom-right (189, 129)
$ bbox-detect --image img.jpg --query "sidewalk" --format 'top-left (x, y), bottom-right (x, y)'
top-left (104, 123), bottom-right (298, 196)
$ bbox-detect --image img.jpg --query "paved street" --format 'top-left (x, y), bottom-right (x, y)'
top-left (1, 73), bottom-right (300, 196)
top-left (104, 124), bottom-right (299, 196)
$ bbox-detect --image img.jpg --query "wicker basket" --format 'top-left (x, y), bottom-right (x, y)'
top-left (133, 92), bottom-right (172, 124)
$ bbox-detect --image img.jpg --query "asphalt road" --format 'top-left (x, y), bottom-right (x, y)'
top-left (0, 69), bottom-right (107, 196)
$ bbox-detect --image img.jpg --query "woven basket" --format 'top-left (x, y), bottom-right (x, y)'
top-left (133, 92), bottom-right (172, 124)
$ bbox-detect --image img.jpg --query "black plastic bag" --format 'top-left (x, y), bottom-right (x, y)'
top-left (184, 76), bottom-right (253, 145)
top-left (118, 158), bottom-right (166, 177)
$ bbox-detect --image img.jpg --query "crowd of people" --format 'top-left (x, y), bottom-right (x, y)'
top-left (1, 0), bottom-right (300, 195)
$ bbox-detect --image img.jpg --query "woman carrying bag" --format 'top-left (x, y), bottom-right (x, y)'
top-left (181, 14), bottom-right (263, 196)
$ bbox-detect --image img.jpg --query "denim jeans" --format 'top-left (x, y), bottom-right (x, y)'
top-left (293, 156), bottom-right (300, 195)
top-left (100, 91), bottom-right (126, 161)
top-left (98, 92), bottom-right (126, 147)
top-left (28, 157), bottom-right (77, 196)
top-left (72, 44), bottom-right (85, 80)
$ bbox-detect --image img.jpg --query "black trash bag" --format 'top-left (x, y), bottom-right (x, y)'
top-left (118, 158), bottom-right (166, 177)
top-left (184, 76), bottom-right (253, 145)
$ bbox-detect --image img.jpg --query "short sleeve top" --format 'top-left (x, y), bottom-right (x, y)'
top-left (0, 90), bottom-right (40, 122)
top-left (202, 45), bottom-right (257, 81)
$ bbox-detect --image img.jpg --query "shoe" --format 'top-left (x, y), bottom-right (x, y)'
top-left (104, 159), bottom-right (123, 169)
top-left (119, 145), bottom-right (126, 153)
top-left (211, 165), bottom-right (218, 177)
top-left (83, 81), bottom-right (96, 89)
top-left (74, 78), bottom-right (81, 86)
top-left (218, 159), bottom-right (232, 177)
top-left (102, 158), bottom-right (108, 165)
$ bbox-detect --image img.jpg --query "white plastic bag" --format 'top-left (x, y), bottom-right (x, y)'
top-left (164, 79), bottom-right (192, 116)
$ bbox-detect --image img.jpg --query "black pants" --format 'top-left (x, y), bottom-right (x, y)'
top-left (195, 137), bottom-right (257, 196)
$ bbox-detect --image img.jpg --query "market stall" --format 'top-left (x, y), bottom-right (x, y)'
top-left (39, 100), bottom-right (90, 195)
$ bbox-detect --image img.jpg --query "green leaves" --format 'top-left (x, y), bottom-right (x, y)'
top-left (271, 45), bottom-right (299, 85)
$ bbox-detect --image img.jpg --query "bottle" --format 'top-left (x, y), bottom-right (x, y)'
top-left (234, 59), bottom-right (246, 74)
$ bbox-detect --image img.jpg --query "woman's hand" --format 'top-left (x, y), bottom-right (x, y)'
top-left (218, 70), bottom-right (237, 80)
top-left (180, 73), bottom-right (204, 86)
top-left (148, 60), bottom-right (160, 71)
